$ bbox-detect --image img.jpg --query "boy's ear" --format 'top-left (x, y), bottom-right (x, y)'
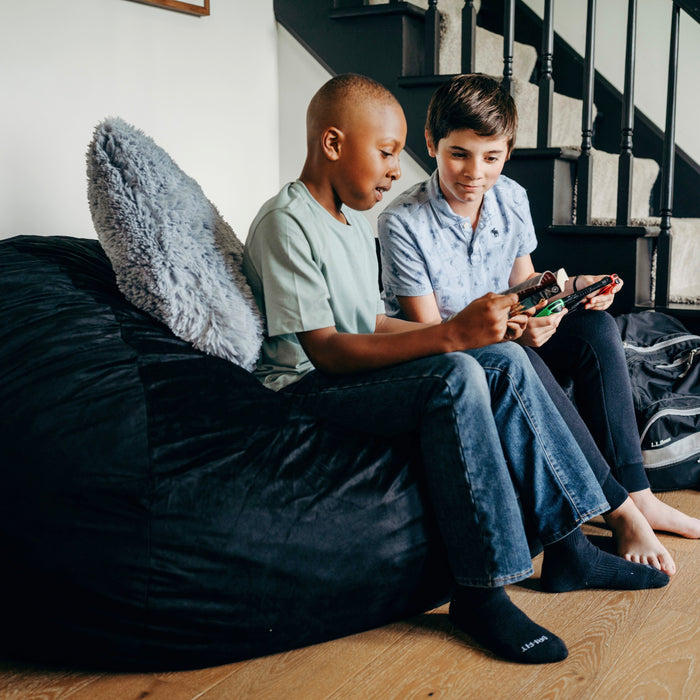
top-left (321, 126), bottom-right (343, 161)
top-left (424, 129), bottom-right (436, 158)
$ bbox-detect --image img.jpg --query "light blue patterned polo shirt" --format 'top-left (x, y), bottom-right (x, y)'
top-left (378, 170), bottom-right (537, 319)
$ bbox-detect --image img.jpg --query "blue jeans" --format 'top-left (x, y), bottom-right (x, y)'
top-left (534, 310), bottom-right (649, 493)
top-left (282, 342), bottom-right (608, 587)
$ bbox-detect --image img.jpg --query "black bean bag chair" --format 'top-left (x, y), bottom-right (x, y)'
top-left (0, 235), bottom-right (451, 671)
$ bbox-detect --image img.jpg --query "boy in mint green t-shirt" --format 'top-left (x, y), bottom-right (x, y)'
top-left (244, 180), bottom-right (382, 391)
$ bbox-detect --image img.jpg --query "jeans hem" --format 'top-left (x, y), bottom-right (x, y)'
top-left (541, 501), bottom-right (609, 546)
top-left (453, 564), bottom-right (535, 588)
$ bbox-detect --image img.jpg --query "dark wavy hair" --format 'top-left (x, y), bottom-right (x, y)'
top-left (425, 74), bottom-right (518, 151)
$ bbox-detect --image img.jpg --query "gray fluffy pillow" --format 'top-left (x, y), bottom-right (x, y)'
top-left (87, 117), bottom-right (263, 371)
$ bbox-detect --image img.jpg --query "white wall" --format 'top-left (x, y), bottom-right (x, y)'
top-left (0, 0), bottom-right (278, 242)
top-left (521, 0), bottom-right (700, 165)
top-left (277, 25), bottom-right (429, 235)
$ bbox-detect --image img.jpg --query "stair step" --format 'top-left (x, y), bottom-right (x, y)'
top-left (588, 149), bottom-right (660, 221)
top-left (591, 216), bottom-right (700, 302)
top-left (667, 219), bottom-right (700, 302)
top-left (364, 1), bottom-right (538, 84)
top-left (511, 78), bottom-right (591, 149)
top-left (441, 19), bottom-right (537, 84)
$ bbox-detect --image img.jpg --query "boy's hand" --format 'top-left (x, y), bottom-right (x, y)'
top-left (505, 311), bottom-right (531, 342)
top-left (574, 274), bottom-right (624, 311)
top-left (449, 292), bottom-right (520, 346)
top-left (517, 308), bottom-right (568, 347)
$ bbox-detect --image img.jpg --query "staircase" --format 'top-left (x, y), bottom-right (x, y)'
top-left (274, 0), bottom-right (700, 321)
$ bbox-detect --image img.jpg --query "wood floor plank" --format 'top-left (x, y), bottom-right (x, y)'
top-left (322, 587), bottom-right (567, 699)
top-left (325, 586), bottom-right (662, 700)
top-left (0, 663), bottom-right (100, 699)
top-left (515, 589), bottom-right (663, 699)
top-left (590, 608), bottom-right (700, 699)
top-left (62, 663), bottom-right (239, 700)
top-left (196, 621), bottom-right (418, 699)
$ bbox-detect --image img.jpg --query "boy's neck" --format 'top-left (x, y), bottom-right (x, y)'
top-left (299, 172), bottom-right (347, 225)
top-left (438, 182), bottom-right (484, 227)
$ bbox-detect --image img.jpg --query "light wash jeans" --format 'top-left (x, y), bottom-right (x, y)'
top-left (282, 342), bottom-right (608, 587)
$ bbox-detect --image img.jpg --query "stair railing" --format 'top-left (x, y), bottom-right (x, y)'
top-left (655, 2), bottom-right (681, 308)
top-left (616, 0), bottom-right (637, 226)
top-left (425, 0), bottom-right (440, 75)
top-left (538, 0), bottom-right (686, 307)
top-left (536, 0), bottom-right (554, 149)
top-left (462, 1), bottom-right (477, 74)
top-left (576, 0), bottom-right (596, 226)
top-left (334, 0), bottom-right (690, 309)
top-left (502, 0), bottom-right (515, 94)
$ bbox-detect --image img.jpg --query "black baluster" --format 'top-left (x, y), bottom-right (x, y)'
top-left (537, 0), bottom-right (554, 148)
top-left (616, 0), bottom-right (637, 225)
top-left (576, 0), bottom-right (596, 226)
top-left (462, 0), bottom-right (477, 74)
top-left (425, 0), bottom-right (440, 76)
top-left (502, 0), bottom-right (515, 94)
top-left (655, 2), bottom-right (680, 308)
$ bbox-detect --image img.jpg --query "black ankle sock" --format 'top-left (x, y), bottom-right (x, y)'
top-left (540, 527), bottom-right (669, 592)
top-left (449, 586), bottom-right (568, 664)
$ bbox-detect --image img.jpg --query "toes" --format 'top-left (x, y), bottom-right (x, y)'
top-left (658, 553), bottom-right (677, 576)
top-left (643, 555), bottom-right (662, 571)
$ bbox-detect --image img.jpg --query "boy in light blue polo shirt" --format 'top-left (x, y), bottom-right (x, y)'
top-left (380, 168), bottom-right (536, 320)
top-left (378, 73), bottom-right (699, 562)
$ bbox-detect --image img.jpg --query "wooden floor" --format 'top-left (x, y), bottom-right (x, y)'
top-left (2, 490), bottom-right (699, 700)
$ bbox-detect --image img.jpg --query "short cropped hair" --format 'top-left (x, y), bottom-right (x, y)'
top-left (307, 73), bottom-right (399, 139)
top-left (425, 74), bottom-right (518, 151)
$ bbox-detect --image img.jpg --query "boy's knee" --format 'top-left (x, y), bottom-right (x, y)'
top-left (439, 351), bottom-right (484, 379)
top-left (582, 309), bottom-right (617, 335)
top-left (433, 352), bottom-right (489, 397)
top-left (568, 310), bottom-right (622, 358)
top-left (467, 344), bottom-right (542, 391)
top-left (565, 309), bottom-right (615, 337)
top-left (469, 342), bottom-right (529, 369)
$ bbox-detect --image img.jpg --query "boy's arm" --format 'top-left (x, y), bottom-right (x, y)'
top-left (395, 294), bottom-right (442, 325)
top-left (378, 211), bottom-right (436, 305)
top-left (375, 314), bottom-right (433, 332)
top-left (390, 291), bottom-right (530, 348)
top-left (508, 255), bottom-right (537, 287)
top-left (297, 292), bottom-right (520, 375)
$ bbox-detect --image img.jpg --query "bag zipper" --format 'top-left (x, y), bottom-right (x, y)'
top-left (640, 405), bottom-right (700, 445)
top-left (624, 334), bottom-right (700, 377)
top-left (623, 334), bottom-right (700, 354)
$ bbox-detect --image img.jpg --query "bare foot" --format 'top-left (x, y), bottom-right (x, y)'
top-left (603, 497), bottom-right (676, 576)
top-left (630, 488), bottom-right (700, 539)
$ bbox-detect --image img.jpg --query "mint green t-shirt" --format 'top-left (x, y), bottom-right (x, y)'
top-left (243, 181), bottom-right (385, 391)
